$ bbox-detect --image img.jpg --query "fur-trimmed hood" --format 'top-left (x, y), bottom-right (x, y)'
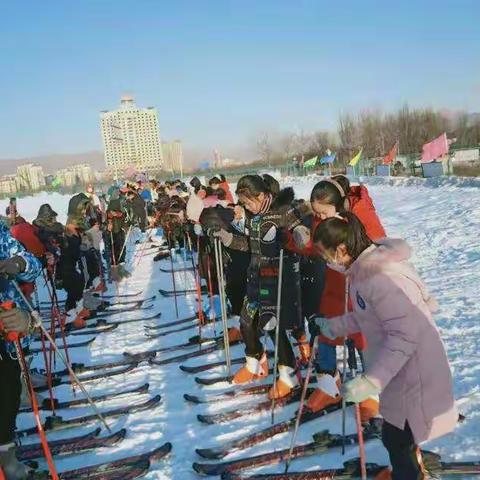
top-left (271, 187), bottom-right (295, 210)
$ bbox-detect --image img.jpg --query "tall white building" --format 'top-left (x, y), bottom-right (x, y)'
top-left (162, 140), bottom-right (184, 176)
top-left (16, 163), bottom-right (46, 191)
top-left (100, 96), bottom-right (163, 177)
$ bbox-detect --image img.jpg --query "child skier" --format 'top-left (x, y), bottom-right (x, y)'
top-left (301, 176), bottom-right (385, 423)
top-left (311, 213), bottom-right (457, 480)
top-left (214, 174), bottom-right (310, 399)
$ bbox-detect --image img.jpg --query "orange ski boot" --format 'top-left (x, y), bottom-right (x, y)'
top-left (296, 334), bottom-right (311, 364)
top-left (374, 468), bottom-right (392, 480)
top-left (227, 327), bottom-right (242, 344)
top-left (232, 354), bottom-right (268, 384)
top-left (72, 314), bottom-right (87, 329)
top-left (359, 396), bottom-right (380, 424)
top-left (268, 365), bottom-right (299, 400)
top-left (306, 372), bottom-right (342, 412)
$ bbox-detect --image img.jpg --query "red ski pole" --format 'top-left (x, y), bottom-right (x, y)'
top-left (0, 302), bottom-right (59, 480)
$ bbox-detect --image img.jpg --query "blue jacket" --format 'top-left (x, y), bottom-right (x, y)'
top-left (0, 218), bottom-right (42, 357)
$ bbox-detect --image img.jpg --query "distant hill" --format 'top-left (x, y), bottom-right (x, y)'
top-left (0, 144), bottom-right (256, 177)
top-left (0, 151), bottom-right (105, 176)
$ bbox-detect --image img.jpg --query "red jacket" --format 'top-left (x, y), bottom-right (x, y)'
top-left (11, 222), bottom-right (46, 258)
top-left (319, 185), bottom-right (385, 348)
top-left (220, 181), bottom-right (235, 205)
top-left (11, 221), bottom-right (45, 298)
top-left (285, 185), bottom-right (385, 349)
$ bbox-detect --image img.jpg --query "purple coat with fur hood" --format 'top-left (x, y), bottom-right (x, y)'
top-left (329, 238), bottom-right (457, 443)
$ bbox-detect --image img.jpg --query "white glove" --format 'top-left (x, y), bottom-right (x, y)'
top-left (293, 225), bottom-right (311, 249)
top-left (213, 229), bottom-right (233, 247)
top-left (342, 375), bottom-right (381, 403)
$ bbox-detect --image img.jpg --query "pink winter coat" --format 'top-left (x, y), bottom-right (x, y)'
top-left (329, 238), bottom-right (457, 443)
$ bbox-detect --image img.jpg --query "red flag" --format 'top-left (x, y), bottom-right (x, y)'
top-left (383, 141), bottom-right (398, 165)
top-left (421, 133), bottom-right (449, 163)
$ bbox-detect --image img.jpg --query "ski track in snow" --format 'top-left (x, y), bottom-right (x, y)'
top-left (5, 176), bottom-right (480, 479)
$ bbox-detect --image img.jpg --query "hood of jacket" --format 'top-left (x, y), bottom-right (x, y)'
top-left (270, 187), bottom-right (295, 211)
top-left (67, 193), bottom-right (91, 230)
top-left (349, 238), bottom-right (438, 312)
top-left (34, 204), bottom-right (58, 227)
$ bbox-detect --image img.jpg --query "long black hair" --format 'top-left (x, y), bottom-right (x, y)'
top-left (313, 211), bottom-right (372, 261)
top-left (236, 174), bottom-right (280, 199)
top-left (310, 178), bottom-right (348, 212)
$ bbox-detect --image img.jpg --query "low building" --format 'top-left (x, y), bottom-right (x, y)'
top-left (54, 163), bottom-right (94, 187)
top-left (16, 163), bottom-right (46, 191)
top-left (0, 175), bottom-right (18, 196)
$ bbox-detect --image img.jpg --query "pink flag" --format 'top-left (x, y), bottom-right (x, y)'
top-left (421, 133), bottom-right (449, 163)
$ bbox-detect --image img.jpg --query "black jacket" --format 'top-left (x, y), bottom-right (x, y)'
top-left (229, 187), bottom-right (309, 328)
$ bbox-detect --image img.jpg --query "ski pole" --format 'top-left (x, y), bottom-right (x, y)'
top-left (341, 276), bottom-right (349, 455)
top-left (205, 242), bottom-right (217, 337)
top-left (187, 233), bottom-right (205, 334)
top-left (168, 233), bottom-right (179, 318)
top-left (284, 335), bottom-right (319, 473)
top-left (347, 338), bottom-right (367, 480)
top-left (10, 280), bottom-right (112, 433)
top-left (270, 248), bottom-right (284, 425)
top-left (118, 224), bottom-right (133, 264)
top-left (0, 302), bottom-right (59, 480)
top-left (214, 238), bottom-right (231, 377)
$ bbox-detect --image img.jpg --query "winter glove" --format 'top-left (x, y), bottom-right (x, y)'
top-left (212, 228), bottom-right (233, 247)
top-left (0, 256), bottom-right (27, 277)
top-left (0, 308), bottom-right (31, 335)
top-left (307, 315), bottom-right (336, 340)
top-left (292, 225), bottom-right (311, 249)
top-left (260, 312), bottom-right (277, 331)
top-left (193, 223), bottom-right (203, 236)
top-left (342, 375), bottom-right (381, 404)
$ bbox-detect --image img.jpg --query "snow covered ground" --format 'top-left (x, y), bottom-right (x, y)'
top-left (6, 175), bottom-right (480, 478)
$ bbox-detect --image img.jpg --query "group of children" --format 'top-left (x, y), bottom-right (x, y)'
top-left (0, 172), bottom-right (457, 479)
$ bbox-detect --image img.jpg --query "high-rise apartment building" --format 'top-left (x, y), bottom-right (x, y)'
top-left (100, 96), bottom-right (163, 177)
top-left (16, 163), bottom-right (46, 191)
top-left (162, 140), bottom-right (184, 176)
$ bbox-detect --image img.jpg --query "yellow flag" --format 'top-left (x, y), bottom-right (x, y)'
top-left (349, 148), bottom-right (363, 167)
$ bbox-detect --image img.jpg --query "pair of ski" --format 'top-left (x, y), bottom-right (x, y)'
top-left (222, 451), bottom-right (480, 479)
top-left (27, 382), bottom-right (150, 413)
top-left (192, 423), bottom-right (380, 476)
top-left (17, 394), bottom-right (161, 438)
top-left (32, 442), bottom-right (172, 480)
top-left (158, 285), bottom-right (207, 297)
top-left (38, 290), bottom-right (145, 306)
top-left (144, 314), bottom-right (218, 339)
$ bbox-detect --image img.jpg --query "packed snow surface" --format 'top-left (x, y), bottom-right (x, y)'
top-left (6, 175), bottom-right (480, 478)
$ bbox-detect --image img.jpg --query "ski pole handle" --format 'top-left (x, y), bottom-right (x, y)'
top-left (0, 301), bottom-right (22, 342)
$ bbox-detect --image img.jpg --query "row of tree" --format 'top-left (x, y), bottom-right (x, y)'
top-left (255, 106), bottom-right (480, 167)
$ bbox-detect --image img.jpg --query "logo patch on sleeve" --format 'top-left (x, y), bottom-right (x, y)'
top-left (356, 291), bottom-right (366, 310)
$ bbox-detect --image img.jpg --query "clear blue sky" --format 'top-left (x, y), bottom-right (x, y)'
top-left (0, 0), bottom-right (478, 159)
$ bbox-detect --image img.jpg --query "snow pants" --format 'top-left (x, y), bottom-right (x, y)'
top-left (0, 355), bottom-right (21, 444)
top-left (62, 268), bottom-right (84, 311)
top-left (314, 341), bottom-right (337, 376)
top-left (239, 303), bottom-right (295, 369)
top-left (382, 421), bottom-right (425, 480)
